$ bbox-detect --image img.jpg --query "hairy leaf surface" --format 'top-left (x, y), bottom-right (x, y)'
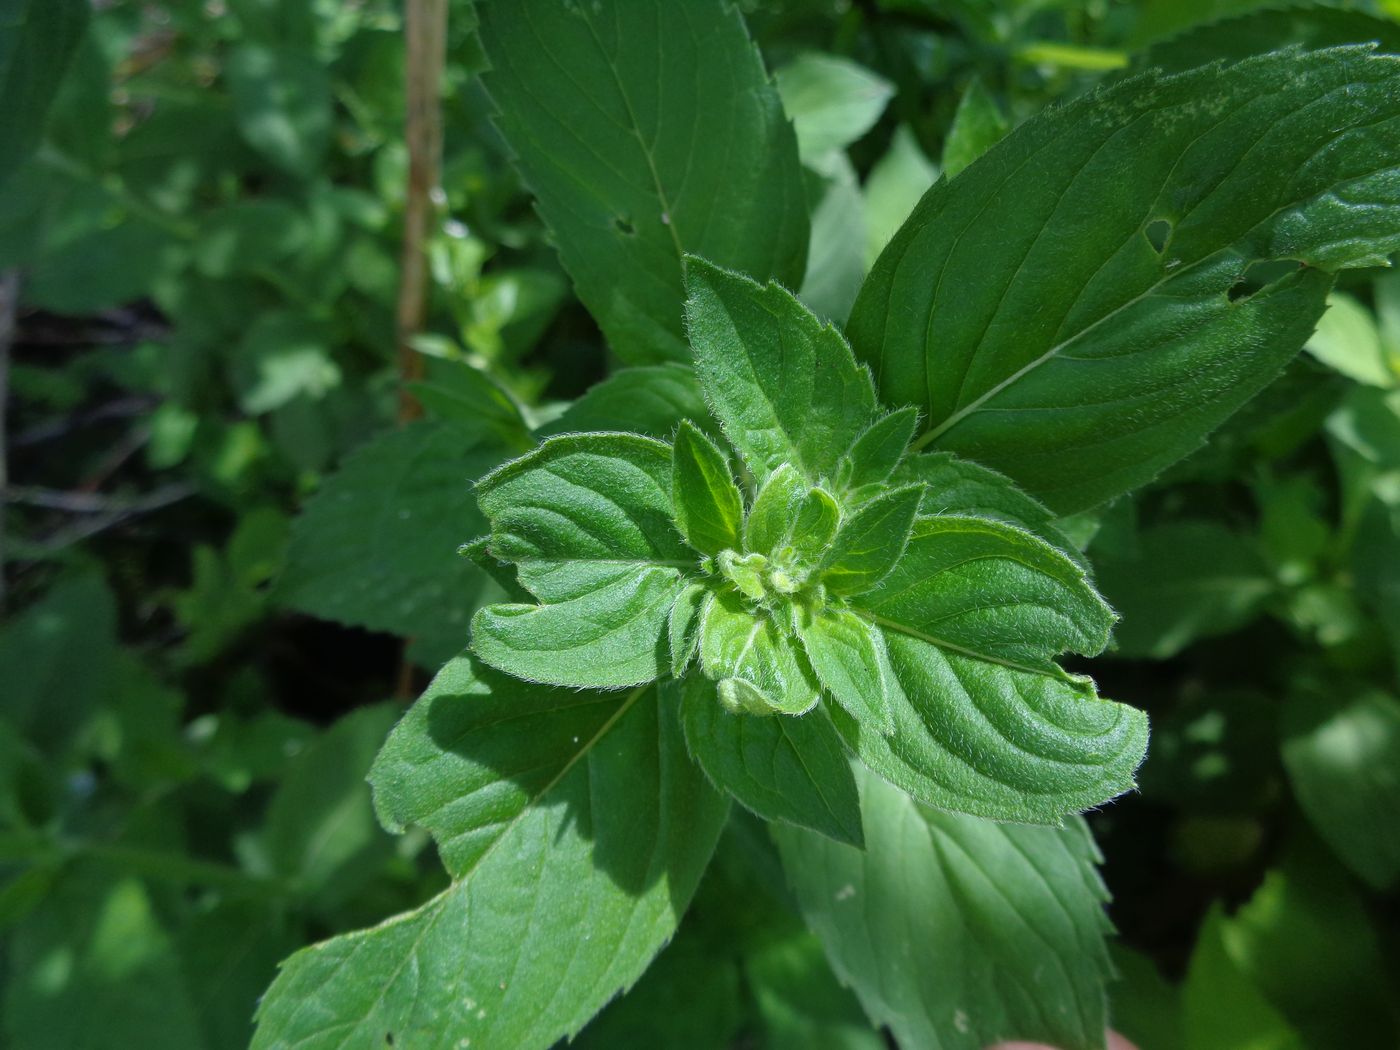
top-left (476, 0), bottom-right (808, 364)
top-left (836, 635), bottom-right (1147, 823)
top-left (851, 47), bottom-right (1400, 513)
top-left (687, 258), bottom-right (878, 485)
top-left (253, 657), bottom-right (728, 1050)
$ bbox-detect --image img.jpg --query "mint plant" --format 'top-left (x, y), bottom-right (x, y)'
top-left (7, 2), bottom-right (1400, 1049)
top-left (470, 258), bottom-right (1147, 834)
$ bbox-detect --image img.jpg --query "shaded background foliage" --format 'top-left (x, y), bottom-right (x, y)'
top-left (1, 1), bottom-right (1398, 1048)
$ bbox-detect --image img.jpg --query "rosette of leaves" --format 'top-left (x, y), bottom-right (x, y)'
top-left (469, 258), bottom-right (1149, 839)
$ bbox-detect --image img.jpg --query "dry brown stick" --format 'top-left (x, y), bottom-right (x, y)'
top-left (0, 269), bottom-right (20, 614)
top-left (395, 0), bottom-right (448, 425)
top-left (394, 0), bottom-right (449, 699)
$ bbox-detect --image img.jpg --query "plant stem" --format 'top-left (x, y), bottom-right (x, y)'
top-left (395, 0), bottom-right (448, 425)
top-left (394, 0), bottom-right (449, 700)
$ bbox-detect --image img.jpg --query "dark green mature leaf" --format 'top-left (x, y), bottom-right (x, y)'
top-left (0, 0), bottom-right (87, 186)
top-left (672, 420), bottom-right (745, 557)
top-left (1139, 7), bottom-right (1400, 75)
top-left (774, 768), bottom-right (1115, 1050)
top-left (476, 0), bottom-right (808, 364)
top-left (275, 423), bottom-right (504, 666)
top-left (851, 47), bottom-right (1400, 513)
top-left (865, 515), bottom-right (1114, 671)
top-left (1282, 691), bottom-right (1400, 890)
top-left (838, 635), bottom-right (1147, 823)
top-left (686, 258), bottom-right (878, 485)
top-left (819, 484), bottom-right (922, 596)
top-left (1095, 520), bottom-right (1273, 659)
top-left (1182, 907), bottom-right (1305, 1050)
top-left (254, 657), bottom-right (728, 1050)
top-left (681, 677), bottom-right (863, 846)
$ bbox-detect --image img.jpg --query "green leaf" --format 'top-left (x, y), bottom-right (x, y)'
top-left (699, 590), bottom-right (821, 715)
top-left (681, 676), bottom-right (863, 846)
top-left (850, 48), bottom-right (1400, 514)
top-left (1138, 6), bottom-right (1400, 74)
top-left (864, 515), bottom-right (1114, 671)
top-left (686, 257), bottom-right (877, 485)
top-left (787, 487), bottom-right (842, 561)
top-left (476, 0), bottom-right (808, 365)
top-left (745, 464), bottom-right (805, 555)
top-left (1095, 520), bottom-right (1274, 659)
top-left (795, 606), bottom-right (895, 735)
top-left (774, 52), bottom-right (893, 162)
top-left (668, 581), bottom-right (707, 678)
top-left (836, 634), bottom-right (1147, 823)
top-left (472, 566), bottom-right (685, 688)
top-left (475, 432), bottom-right (694, 600)
top-left (839, 406), bottom-right (919, 497)
top-left (896, 451), bottom-right (1085, 564)
top-left (819, 485), bottom-right (922, 597)
top-left (799, 151), bottom-right (869, 325)
top-left (0, 0), bottom-right (87, 186)
top-left (1281, 690), bottom-right (1400, 891)
top-left (255, 657), bottom-right (728, 1050)
top-left (941, 76), bottom-right (1008, 178)
top-left (275, 423), bottom-right (504, 665)
top-left (540, 364), bottom-right (708, 440)
top-left (1182, 907), bottom-right (1305, 1050)
top-left (671, 420), bottom-right (744, 556)
top-left (773, 767), bottom-right (1115, 1050)
top-left (225, 44), bottom-right (332, 176)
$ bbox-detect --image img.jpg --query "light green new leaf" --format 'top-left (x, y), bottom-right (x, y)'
top-left (840, 406), bottom-right (919, 497)
top-left (681, 677), bottom-right (863, 846)
top-left (796, 606), bottom-right (895, 735)
top-left (745, 464), bottom-right (804, 554)
top-left (476, 0), bottom-right (808, 364)
top-left (686, 257), bottom-right (877, 485)
top-left (774, 52), bottom-right (894, 162)
top-left (1281, 690), bottom-right (1400, 890)
top-left (472, 566), bottom-right (685, 688)
top-left (836, 633), bottom-right (1147, 823)
top-left (672, 421), bottom-right (744, 556)
top-left (819, 485), bottom-right (922, 596)
top-left (787, 487), bottom-right (842, 562)
top-left (773, 767), bottom-right (1115, 1050)
top-left (699, 591), bottom-right (821, 715)
top-left (864, 125), bottom-right (938, 267)
top-left (476, 432), bottom-right (694, 600)
top-left (275, 423), bottom-right (505, 666)
top-left (941, 76), bottom-right (1008, 178)
top-left (669, 581), bottom-right (707, 678)
top-left (851, 47), bottom-right (1400, 513)
top-left (1306, 291), bottom-right (1396, 388)
top-left (864, 515), bottom-right (1114, 671)
top-left (254, 657), bottom-right (728, 1050)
